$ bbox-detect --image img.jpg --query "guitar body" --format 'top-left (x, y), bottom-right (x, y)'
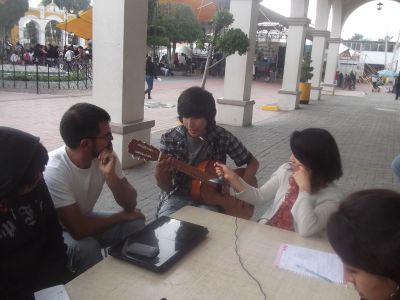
top-left (127, 139), bottom-right (256, 220)
top-left (191, 160), bottom-right (255, 220)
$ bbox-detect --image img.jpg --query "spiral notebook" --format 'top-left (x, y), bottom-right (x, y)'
top-left (274, 244), bottom-right (345, 284)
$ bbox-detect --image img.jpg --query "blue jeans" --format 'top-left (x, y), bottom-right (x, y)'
top-left (63, 216), bottom-right (145, 275)
top-left (157, 194), bottom-right (220, 218)
top-left (145, 75), bottom-right (154, 98)
top-left (392, 155), bottom-right (400, 180)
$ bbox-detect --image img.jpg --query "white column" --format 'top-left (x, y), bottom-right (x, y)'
top-left (216, 0), bottom-right (259, 127)
top-left (277, 0), bottom-right (310, 111)
top-left (93, 0), bottom-right (154, 168)
top-left (278, 18), bottom-right (310, 110)
top-left (39, 29), bottom-right (46, 45)
top-left (322, 0), bottom-right (343, 95)
top-left (310, 0), bottom-right (332, 100)
top-left (19, 27), bottom-right (24, 45)
top-left (322, 38), bottom-right (341, 95)
top-left (310, 31), bottom-right (330, 100)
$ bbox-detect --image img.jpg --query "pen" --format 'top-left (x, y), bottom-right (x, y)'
top-left (295, 264), bottom-right (333, 283)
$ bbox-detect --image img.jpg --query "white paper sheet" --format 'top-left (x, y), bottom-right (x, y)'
top-left (34, 285), bottom-right (70, 300)
top-left (274, 243), bottom-right (344, 284)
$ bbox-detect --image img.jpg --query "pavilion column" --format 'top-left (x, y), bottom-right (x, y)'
top-left (310, 30), bottom-right (330, 100)
top-left (19, 27), bottom-right (24, 45)
top-left (216, 0), bottom-right (259, 127)
top-left (39, 27), bottom-right (46, 45)
top-left (277, 0), bottom-right (310, 111)
top-left (310, 0), bottom-right (332, 100)
top-left (322, 0), bottom-right (343, 96)
top-left (93, 0), bottom-right (154, 168)
top-left (322, 38), bottom-right (341, 95)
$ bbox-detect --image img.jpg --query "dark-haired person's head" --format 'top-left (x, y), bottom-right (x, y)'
top-left (177, 86), bottom-right (217, 136)
top-left (290, 128), bottom-right (342, 193)
top-left (327, 189), bottom-right (400, 300)
top-left (60, 102), bottom-right (111, 149)
top-left (0, 127), bottom-right (48, 199)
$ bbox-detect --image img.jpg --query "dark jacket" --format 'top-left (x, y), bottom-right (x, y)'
top-left (145, 60), bottom-right (157, 78)
top-left (0, 127), bottom-right (70, 300)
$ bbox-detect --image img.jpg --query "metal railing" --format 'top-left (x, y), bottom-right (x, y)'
top-left (0, 58), bottom-right (92, 94)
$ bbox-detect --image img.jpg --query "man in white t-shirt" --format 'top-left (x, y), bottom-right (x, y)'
top-left (44, 103), bottom-right (145, 275)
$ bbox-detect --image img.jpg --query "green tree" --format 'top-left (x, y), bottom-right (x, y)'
top-left (199, 10), bottom-right (249, 88)
top-left (148, 0), bottom-right (158, 25)
top-left (41, 0), bottom-right (90, 14)
top-left (350, 33), bottom-right (364, 41)
top-left (0, 0), bottom-right (28, 41)
top-left (153, 3), bottom-right (202, 65)
top-left (300, 53), bottom-right (313, 83)
top-left (147, 25), bottom-right (169, 48)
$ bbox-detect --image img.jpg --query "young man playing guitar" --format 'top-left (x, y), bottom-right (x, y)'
top-left (155, 86), bottom-right (259, 217)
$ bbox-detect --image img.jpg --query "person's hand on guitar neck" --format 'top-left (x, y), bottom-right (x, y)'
top-left (155, 156), bottom-right (175, 192)
top-left (214, 162), bottom-right (246, 193)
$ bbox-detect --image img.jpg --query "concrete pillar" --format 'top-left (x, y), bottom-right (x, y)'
top-left (277, 0), bottom-right (310, 110)
top-left (93, 0), bottom-right (154, 168)
top-left (310, 0), bottom-right (332, 100)
top-left (216, 0), bottom-right (259, 127)
top-left (322, 0), bottom-right (343, 96)
top-left (39, 29), bottom-right (46, 45)
top-left (322, 38), bottom-right (341, 95)
top-left (310, 31), bottom-right (330, 100)
top-left (19, 27), bottom-right (24, 45)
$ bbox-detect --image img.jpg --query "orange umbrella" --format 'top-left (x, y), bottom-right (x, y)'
top-left (159, 0), bottom-right (217, 22)
top-left (56, 7), bottom-right (92, 40)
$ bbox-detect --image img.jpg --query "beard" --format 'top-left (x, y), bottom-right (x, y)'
top-left (91, 142), bottom-right (113, 158)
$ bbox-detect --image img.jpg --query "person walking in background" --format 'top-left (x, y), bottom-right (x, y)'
top-left (144, 56), bottom-right (158, 100)
top-left (395, 73), bottom-right (400, 100)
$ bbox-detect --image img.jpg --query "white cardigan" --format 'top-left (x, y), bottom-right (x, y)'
top-left (235, 163), bottom-right (342, 237)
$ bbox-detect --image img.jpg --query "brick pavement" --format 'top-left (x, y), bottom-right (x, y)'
top-left (1, 78), bottom-right (399, 223)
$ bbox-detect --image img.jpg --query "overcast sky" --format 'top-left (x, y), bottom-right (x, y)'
top-left (29, 0), bottom-right (400, 42)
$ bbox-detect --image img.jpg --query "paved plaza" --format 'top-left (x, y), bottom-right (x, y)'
top-left (1, 77), bottom-right (399, 222)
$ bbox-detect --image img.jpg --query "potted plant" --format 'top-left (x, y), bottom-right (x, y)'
top-left (299, 53), bottom-right (314, 104)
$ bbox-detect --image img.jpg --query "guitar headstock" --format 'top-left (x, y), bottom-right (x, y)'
top-left (128, 138), bottom-right (160, 161)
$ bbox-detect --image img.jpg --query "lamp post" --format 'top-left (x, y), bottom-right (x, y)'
top-left (377, 2), bottom-right (383, 11)
top-left (64, 8), bottom-right (68, 48)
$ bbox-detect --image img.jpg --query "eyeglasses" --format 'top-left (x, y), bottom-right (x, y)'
top-left (88, 132), bottom-right (113, 140)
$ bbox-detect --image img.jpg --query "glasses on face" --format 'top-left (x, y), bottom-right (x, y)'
top-left (89, 132), bottom-right (113, 140)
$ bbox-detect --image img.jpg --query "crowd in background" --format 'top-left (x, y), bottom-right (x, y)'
top-left (2, 40), bottom-right (92, 67)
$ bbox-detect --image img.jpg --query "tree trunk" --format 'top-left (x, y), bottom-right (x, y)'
top-left (172, 41), bottom-right (176, 68)
top-left (200, 43), bottom-right (213, 89)
top-left (167, 44), bottom-right (172, 67)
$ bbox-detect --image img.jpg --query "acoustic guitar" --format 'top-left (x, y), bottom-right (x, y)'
top-left (128, 138), bottom-right (255, 220)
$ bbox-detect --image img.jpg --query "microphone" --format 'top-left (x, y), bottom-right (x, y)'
top-left (199, 136), bottom-right (208, 144)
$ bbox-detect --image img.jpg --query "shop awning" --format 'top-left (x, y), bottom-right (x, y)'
top-left (56, 7), bottom-right (92, 40)
top-left (159, 0), bottom-right (217, 22)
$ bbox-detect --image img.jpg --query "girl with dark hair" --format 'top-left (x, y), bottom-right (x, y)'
top-left (327, 189), bottom-right (400, 300)
top-left (215, 128), bottom-right (343, 237)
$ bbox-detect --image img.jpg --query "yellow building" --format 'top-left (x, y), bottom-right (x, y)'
top-left (11, 2), bottom-right (78, 47)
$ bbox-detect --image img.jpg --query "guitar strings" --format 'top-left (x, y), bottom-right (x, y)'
top-left (233, 216), bottom-right (267, 300)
